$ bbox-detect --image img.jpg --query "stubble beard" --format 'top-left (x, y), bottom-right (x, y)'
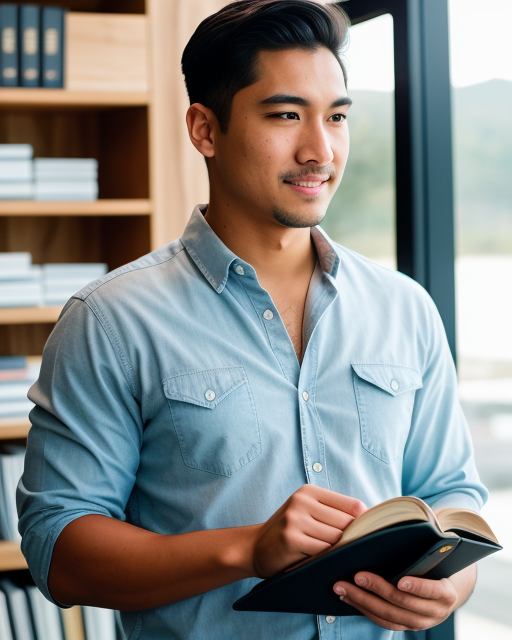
top-left (272, 205), bottom-right (327, 229)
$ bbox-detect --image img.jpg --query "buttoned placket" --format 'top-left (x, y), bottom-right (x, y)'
top-left (233, 261), bottom-right (340, 636)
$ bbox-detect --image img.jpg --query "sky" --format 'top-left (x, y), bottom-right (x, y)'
top-left (345, 0), bottom-right (512, 92)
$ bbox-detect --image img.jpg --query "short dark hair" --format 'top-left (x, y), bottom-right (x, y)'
top-left (181, 0), bottom-right (350, 133)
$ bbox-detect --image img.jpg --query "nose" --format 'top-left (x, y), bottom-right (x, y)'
top-left (295, 120), bottom-right (334, 166)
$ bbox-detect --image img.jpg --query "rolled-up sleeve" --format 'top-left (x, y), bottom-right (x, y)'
top-left (402, 293), bottom-right (488, 512)
top-left (17, 297), bottom-right (143, 604)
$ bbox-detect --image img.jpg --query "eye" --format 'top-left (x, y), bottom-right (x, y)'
top-left (329, 113), bottom-right (347, 123)
top-left (268, 112), bottom-right (300, 120)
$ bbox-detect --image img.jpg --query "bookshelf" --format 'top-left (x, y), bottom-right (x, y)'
top-left (0, 0), bottom-right (227, 609)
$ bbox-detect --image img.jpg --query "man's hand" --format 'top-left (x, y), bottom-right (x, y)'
top-left (332, 564), bottom-right (477, 631)
top-left (253, 485), bottom-right (367, 578)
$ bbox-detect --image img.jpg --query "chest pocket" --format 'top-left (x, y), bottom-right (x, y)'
top-left (163, 366), bottom-right (261, 477)
top-left (351, 363), bottom-right (423, 464)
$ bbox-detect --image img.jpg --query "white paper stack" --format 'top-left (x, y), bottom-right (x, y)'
top-left (0, 145), bottom-right (34, 200)
top-left (34, 158), bottom-right (98, 201)
top-left (0, 253), bottom-right (43, 308)
top-left (0, 357), bottom-right (40, 421)
top-left (42, 263), bottom-right (108, 305)
top-left (0, 446), bottom-right (26, 542)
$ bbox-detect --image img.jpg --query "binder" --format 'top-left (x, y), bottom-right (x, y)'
top-left (20, 5), bottom-right (40, 87)
top-left (0, 5), bottom-right (18, 87)
top-left (41, 7), bottom-right (64, 88)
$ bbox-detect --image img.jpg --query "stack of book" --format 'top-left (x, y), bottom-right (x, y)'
top-left (34, 159), bottom-right (99, 201)
top-left (0, 577), bottom-right (120, 640)
top-left (0, 357), bottom-right (40, 423)
top-left (42, 263), bottom-right (107, 305)
top-left (0, 4), bottom-right (65, 88)
top-left (0, 253), bottom-right (42, 308)
top-left (0, 145), bottom-right (34, 200)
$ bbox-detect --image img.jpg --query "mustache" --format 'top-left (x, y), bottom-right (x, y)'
top-left (279, 165), bottom-right (336, 182)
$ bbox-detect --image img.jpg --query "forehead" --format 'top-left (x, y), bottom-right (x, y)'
top-left (248, 47), bottom-right (347, 101)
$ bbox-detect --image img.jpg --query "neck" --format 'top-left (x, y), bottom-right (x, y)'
top-left (204, 199), bottom-right (317, 288)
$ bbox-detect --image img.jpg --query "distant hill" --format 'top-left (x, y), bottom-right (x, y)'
top-left (322, 79), bottom-right (512, 257)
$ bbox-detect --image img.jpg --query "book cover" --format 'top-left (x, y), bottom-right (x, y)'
top-left (20, 5), bottom-right (40, 88)
top-left (0, 5), bottom-right (18, 87)
top-left (41, 7), bottom-right (64, 88)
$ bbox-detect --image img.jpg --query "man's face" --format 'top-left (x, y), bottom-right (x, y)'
top-left (209, 46), bottom-right (351, 229)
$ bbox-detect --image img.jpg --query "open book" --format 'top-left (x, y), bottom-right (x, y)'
top-left (233, 496), bottom-right (502, 616)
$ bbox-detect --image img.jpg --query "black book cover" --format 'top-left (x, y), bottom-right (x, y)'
top-left (233, 521), bottom-right (501, 616)
top-left (20, 5), bottom-right (40, 87)
top-left (0, 5), bottom-right (19, 87)
top-left (41, 6), bottom-right (64, 88)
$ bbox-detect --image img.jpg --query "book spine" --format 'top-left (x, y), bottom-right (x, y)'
top-left (0, 356), bottom-right (27, 371)
top-left (0, 5), bottom-right (19, 87)
top-left (20, 5), bottom-right (40, 88)
top-left (41, 7), bottom-right (64, 88)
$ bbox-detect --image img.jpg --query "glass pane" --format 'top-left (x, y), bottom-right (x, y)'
top-left (322, 14), bottom-right (396, 270)
top-left (450, 1), bottom-right (512, 637)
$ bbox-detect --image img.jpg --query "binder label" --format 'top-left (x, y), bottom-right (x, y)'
top-left (44, 28), bottom-right (58, 55)
top-left (2, 27), bottom-right (15, 54)
top-left (24, 27), bottom-right (38, 54)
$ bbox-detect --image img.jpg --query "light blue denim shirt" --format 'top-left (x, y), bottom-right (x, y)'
top-left (17, 204), bottom-right (487, 640)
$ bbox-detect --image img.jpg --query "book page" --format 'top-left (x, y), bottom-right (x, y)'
top-left (435, 508), bottom-right (500, 544)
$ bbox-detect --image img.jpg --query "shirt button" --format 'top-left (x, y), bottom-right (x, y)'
top-left (312, 462), bottom-right (323, 473)
top-left (204, 389), bottom-right (216, 401)
top-left (263, 309), bottom-right (274, 320)
top-left (326, 616), bottom-right (336, 624)
top-left (390, 379), bottom-right (399, 392)
top-left (302, 391), bottom-right (309, 402)
top-left (235, 265), bottom-right (245, 275)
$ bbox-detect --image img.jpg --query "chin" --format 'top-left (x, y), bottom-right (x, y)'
top-left (272, 205), bottom-right (326, 229)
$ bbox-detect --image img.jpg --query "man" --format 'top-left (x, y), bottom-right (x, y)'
top-left (18, 1), bottom-right (487, 639)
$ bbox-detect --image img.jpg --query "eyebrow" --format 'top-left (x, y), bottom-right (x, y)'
top-left (258, 94), bottom-right (352, 108)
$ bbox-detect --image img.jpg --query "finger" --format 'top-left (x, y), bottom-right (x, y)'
top-left (314, 488), bottom-right (367, 518)
top-left (397, 576), bottom-right (457, 604)
top-left (301, 518), bottom-right (344, 546)
top-left (295, 485), bottom-right (367, 519)
top-left (354, 571), bottom-right (457, 615)
top-left (334, 578), bottom-right (447, 629)
top-left (335, 583), bottom-right (437, 631)
top-left (337, 596), bottom-right (414, 632)
top-left (308, 501), bottom-right (357, 532)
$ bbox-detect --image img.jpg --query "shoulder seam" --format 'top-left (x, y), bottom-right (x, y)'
top-left (76, 244), bottom-right (185, 302)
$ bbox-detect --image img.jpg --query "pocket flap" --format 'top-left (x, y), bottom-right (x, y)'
top-left (351, 363), bottom-right (423, 396)
top-left (163, 366), bottom-right (248, 409)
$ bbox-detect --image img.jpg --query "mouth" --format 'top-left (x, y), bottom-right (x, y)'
top-left (283, 176), bottom-right (330, 197)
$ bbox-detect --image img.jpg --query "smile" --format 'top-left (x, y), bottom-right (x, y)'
top-left (283, 177), bottom-right (329, 197)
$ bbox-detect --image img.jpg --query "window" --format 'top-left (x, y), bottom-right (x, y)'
top-left (450, 1), bottom-right (512, 637)
top-left (322, 14), bottom-right (396, 270)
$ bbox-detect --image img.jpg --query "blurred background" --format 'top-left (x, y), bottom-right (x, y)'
top-left (322, 1), bottom-right (512, 637)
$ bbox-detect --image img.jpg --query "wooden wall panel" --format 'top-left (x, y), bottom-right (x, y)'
top-left (147, 0), bottom-right (228, 250)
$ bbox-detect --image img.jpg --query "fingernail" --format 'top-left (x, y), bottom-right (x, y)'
top-left (400, 580), bottom-right (411, 590)
top-left (334, 585), bottom-right (346, 596)
top-left (355, 576), bottom-right (367, 586)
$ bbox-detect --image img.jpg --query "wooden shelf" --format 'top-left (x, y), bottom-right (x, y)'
top-left (0, 417), bottom-right (31, 440)
top-left (0, 89), bottom-right (150, 109)
top-left (0, 199), bottom-right (152, 217)
top-left (0, 541), bottom-right (28, 571)
top-left (0, 306), bottom-right (63, 325)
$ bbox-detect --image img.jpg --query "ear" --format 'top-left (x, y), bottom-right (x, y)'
top-left (186, 103), bottom-right (217, 158)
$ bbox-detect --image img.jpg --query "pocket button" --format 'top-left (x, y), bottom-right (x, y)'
top-left (204, 389), bottom-right (216, 401)
top-left (390, 379), bottom-right (399, 392)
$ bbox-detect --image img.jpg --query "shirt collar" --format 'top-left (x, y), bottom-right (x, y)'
top-left (181, 204), bottom-right (340, 293)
